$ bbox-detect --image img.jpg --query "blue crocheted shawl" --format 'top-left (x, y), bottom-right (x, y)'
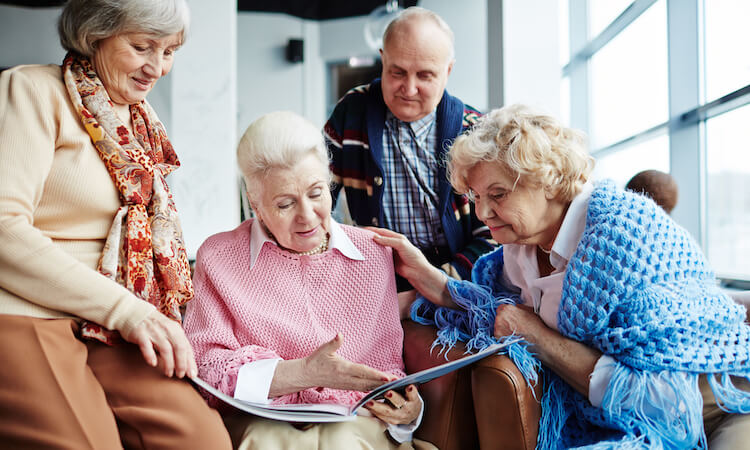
top-left (411, 180), bottom-right (750, 449)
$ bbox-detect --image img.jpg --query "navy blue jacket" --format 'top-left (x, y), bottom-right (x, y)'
top-left (324, 79), bottom-right (493, 279)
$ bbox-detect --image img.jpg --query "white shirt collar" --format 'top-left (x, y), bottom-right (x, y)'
top-left (548, 181), bottom-right (594, 269)
top-left (249, 218), bottom-right (364, 270)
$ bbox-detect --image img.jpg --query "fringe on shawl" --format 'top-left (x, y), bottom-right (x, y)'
top-left (409, 278), bottom-right (750, 449)
top-left (707, 373), bottom-right (750, 413)
top-left (537, 371), bottom-right (572, 450)
top-left (410, 278), bottom-right (541, 391)
top-left (599, 365), bottom-right (704, 449)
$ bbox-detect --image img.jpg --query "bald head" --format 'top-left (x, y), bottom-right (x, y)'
top-left (382, 7), bottom-right (455, 61)
top-left (379, 7), bottom-right (455, 122)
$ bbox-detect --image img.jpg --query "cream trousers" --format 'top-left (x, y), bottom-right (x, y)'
top-left (225, 413), bottom-right (437, 450)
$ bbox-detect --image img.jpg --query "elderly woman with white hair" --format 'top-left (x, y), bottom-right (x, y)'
top-left (374, 104), bottom-right (750, 449)
top-left (0, 0), bottom-right (231, 448)
top-left (184, 111), bottom-right (433, 450)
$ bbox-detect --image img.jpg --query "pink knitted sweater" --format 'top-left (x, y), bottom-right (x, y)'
top-left (184, 219), bottom-right (405, 407)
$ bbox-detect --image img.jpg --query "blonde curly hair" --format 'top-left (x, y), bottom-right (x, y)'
top-left (448, 104), bottom-right (594, 202)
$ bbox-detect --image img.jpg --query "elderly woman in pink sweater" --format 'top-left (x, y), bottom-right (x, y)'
top-left (184, 111), bottom-right (432, 449)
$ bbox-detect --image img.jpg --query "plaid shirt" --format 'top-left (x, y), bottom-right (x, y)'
top-left (381, 110), bottom-right (447, 249)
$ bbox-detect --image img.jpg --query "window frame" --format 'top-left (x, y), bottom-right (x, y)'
top-left (562, 0), bottom-right (750, 282)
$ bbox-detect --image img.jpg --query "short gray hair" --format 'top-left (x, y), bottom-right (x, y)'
top-left (237, 111), bottom-right (331, 204)
top-left (449, 104), bottom-right (594, 203)
top-left (383, 6), bottom-right (455, 60)
top-left (58, 0), bottom-right (190, 57)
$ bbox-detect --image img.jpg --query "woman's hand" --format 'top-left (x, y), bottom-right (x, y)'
top-left (269, 334), bottom-right (394, 397)
top-left (495, 303), bottom-right (602, 396)
top-left (493, 303), bottom-right (544, 342)
top-left (367, 227), bottom-right (454, 308)
top-left (303, 333), bottom-right (394, 392)
top-left (122, 310), bottom-right (197, 379)
top-left (367, 227), bottom-right (431, 281)
top-left (364, 384), bottom-right (422, 425)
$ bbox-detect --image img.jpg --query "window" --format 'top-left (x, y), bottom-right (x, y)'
top-left (704, 0), bottom-right (750, 102)
top-left (561, 0), bottom-right (750, 281)
top-left (589, 1), bottom-right (667, 149)
top-left (706, 104), bottom-right (750, 278)
top-left (560, 76), bottom-right (570, 126)
top-left (588, 0), bottom-right (632, 39)
top-left (592, 134), bottom-right (670, 188)
top-left (558, 0), bottom-right (570, 66)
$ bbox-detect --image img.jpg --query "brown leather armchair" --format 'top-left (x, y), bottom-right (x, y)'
top-left (403, 320), bottom-right (541, 450)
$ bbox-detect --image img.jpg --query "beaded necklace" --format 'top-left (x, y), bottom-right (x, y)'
top-left (294, 233), bottom-right (329, 256)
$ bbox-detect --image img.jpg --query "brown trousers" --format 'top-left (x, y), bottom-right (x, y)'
top-left (702, 374), bottom-right (750, 449)
top-left (0, 315), bottom-right (231, 450)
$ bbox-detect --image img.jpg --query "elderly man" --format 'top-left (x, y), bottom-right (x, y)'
top-left (324, 7), bottom-right (492, 289)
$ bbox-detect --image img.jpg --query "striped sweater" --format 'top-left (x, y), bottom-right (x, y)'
top-left (323, 79), bottom-right (493, 280)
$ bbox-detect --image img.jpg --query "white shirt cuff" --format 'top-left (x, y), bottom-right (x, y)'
top-left (588, 354), bottom-right (616, 407)
top-left (386, 392), bottom-right (424, 443)
top-left (233, 358), bottom-right (281, 404)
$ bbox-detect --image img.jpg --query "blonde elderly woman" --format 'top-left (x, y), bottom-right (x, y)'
top-left (0, 0), bottom-right (231, 448)
top-left (184, 111), bottom-right (434, 450)
top-left (373, 104), bottom-right (750, 449)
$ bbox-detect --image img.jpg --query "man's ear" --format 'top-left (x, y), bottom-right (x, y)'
top-left (446, 59), bottom-right (455, 77)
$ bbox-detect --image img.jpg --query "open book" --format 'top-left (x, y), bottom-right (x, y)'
top-left (192, 338), bottom-right (519, 423)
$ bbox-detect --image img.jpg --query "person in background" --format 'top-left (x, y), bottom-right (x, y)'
top-left (184, 111), bottom-right (433, 450)
top-left (0, 0), bottom-right (231, 447)
top-left (324, 7), bottom-right (493, 293)
top-left (626, 169), bottom-right (679, 214)
top-left (373, 104), bottom-right (750, 448)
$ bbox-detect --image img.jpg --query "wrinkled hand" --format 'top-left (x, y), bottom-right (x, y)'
top-left (364, 384), bottom-right (422, 425)
top-left (367, 227), bottom-right (432, 281)
top-left (494, 303), bottom-right (544, 343)
top-left (304, 333), bottom-right (394, 392)
top-left (122, 310), bottom-right (197, 378)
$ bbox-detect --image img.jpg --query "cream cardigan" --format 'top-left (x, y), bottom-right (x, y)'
top-left (0, 64), bottom-right (155, 335)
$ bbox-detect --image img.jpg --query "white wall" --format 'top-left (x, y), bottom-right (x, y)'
top-left (319, 15), bottom-right (373, 62)
top-left (237, 12), bottom-right (304, 134)
top-left (422, 0), bottom-right (489, 111)
top-left (236, 13), bottom-right (326, 132)
top-left (0, 5), bottom-right (63, 67)
top-left (169, 0), bottom-right (239, 257)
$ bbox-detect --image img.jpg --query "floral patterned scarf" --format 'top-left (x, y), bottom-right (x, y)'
top-left (62, 53), bottom-right (193, 344)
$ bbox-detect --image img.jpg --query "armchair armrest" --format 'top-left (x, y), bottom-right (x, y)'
top-left (472, 355), bottom-right (541, 450)
top-left (402, 320), bottom-right (478, 450)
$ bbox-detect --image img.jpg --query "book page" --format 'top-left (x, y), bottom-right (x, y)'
top-left (191, 377), bottom-right (357, 423)
top-left (192, 337), bottom-right (519, 422)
